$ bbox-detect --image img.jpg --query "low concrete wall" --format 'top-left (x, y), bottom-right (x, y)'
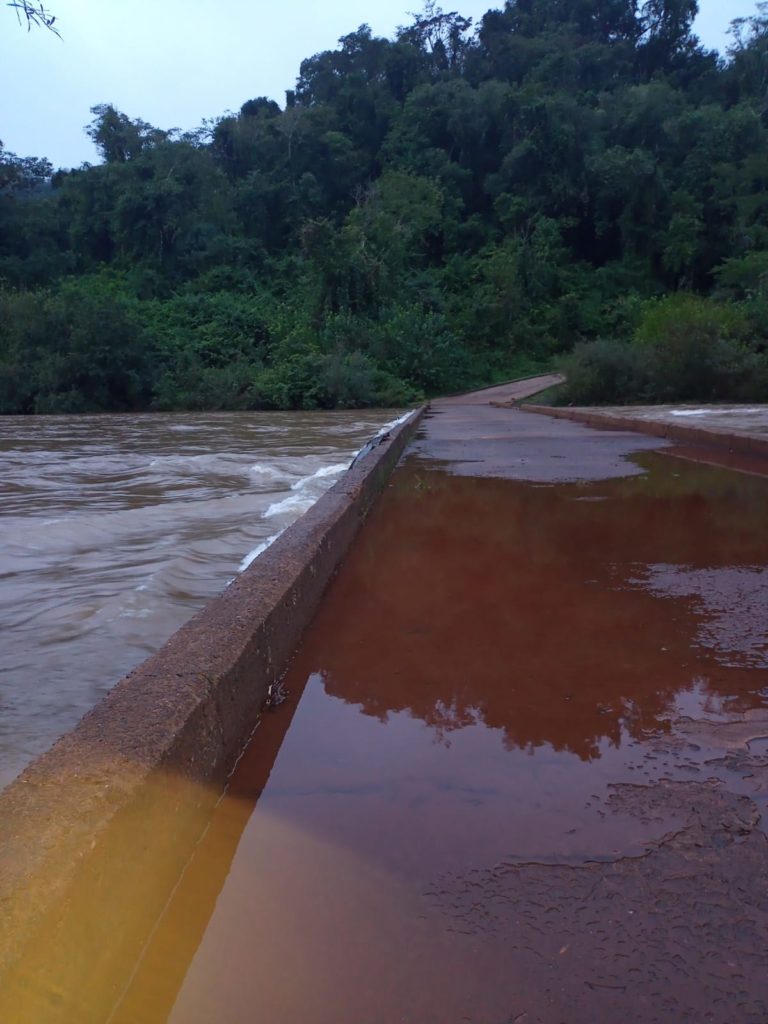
top-left (524, 404), bottom-right (768, 460)
top-left (0, 407), bottom-right (424, 1023)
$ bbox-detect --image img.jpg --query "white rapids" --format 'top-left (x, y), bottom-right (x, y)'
top-left (0, 408), bottom-right (405, 788)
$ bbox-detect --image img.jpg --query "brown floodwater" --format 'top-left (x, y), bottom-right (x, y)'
top-left (0, 410), bottom-right (400, 787)
top-left (96, 420), bottom-right (768, 1024)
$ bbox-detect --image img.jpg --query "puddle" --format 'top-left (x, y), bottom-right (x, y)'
top-left (628, 563), bottom-right (768, 669)
top-left (747, 736), bottom-right (768, 757)
top-left (112, 449), bottom-right (768, 1024)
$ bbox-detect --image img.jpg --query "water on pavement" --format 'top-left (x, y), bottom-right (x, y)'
top-left (98, 405), bottom-right (768, 1024)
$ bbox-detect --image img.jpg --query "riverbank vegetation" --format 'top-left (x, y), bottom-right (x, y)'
top-left (3, 1), bottom-right (768, 411)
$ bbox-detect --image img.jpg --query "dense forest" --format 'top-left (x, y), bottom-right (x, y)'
top-left (2, 0), bottom-right (768, 412)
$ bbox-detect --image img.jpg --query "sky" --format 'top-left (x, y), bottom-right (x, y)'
top-left (0, 0), bottom-right (759, 169)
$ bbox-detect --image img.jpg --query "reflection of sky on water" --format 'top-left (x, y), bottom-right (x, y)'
top-left (630, 564), bottom-right (768, 670)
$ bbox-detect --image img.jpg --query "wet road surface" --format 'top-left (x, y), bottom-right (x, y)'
top-left (104, 387), bottom-right (768, 1024)
top-left (545, 401), bottom-right (768, 446)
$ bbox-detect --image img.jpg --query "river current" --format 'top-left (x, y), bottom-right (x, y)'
top-left (0, 410), bottom-right (399, 788)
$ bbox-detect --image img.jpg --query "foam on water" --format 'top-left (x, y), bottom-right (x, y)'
top-left (238, 532), bottom-right (284, 573)
top-left (0, 408), bottom-right (405, 787)
top-left (251, 416), bottom-right (413, 536)
top-left (379, 410), bottom-right (412, 433)
top-left (148, 452), bottom-right (256, 478)
top-left (670, 407), bottom-right (764, 417)
top-left (264, 492), bottom-right (318, 519)
top-left (236, 414), bottom-right (413, 573)
top-left (249, 463), bottom-right (288, 481)
top-left (291, 462), bottom-right (350, 488)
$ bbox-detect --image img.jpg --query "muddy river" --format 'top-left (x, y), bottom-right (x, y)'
top-left (0, 410), bottom-right (399, 787)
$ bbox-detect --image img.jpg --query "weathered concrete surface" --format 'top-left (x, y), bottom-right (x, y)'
top-left (0, 407), bottom-right (424, 1018)
top-left (428, 777), bottom-right (768, 1023)
top-left (405, 383), bottom-right (768, 1023)
top-left (434, 372), bottom-right (564, 406)
top-left (525, 401), bottom-right (768, 460)
top-left (414, 376), bottom-right (670, 482)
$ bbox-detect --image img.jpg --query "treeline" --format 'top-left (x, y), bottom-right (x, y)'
top-left (2, 0), bottom-right (768, 412)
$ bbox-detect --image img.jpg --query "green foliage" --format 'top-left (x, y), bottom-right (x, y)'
top-left (559, 295), bottom-right (767, 405)
top-left (635, 294), bottom-right (754, 401)
top-left (4, 1), bottom-right (768, 411)
top-left (85, 105), bottom-right (169, 164)
top-left (371, 305), bottom-right (468, 393)
top-left (0, 277), bottom-right (152, 413)
top-left (557, 339), bottom-right (647, 405)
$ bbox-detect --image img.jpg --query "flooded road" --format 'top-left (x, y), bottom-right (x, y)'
top-left (101, 405), bottom-right (768, 1024)
top-left (0, 410), bottom-right (399, 786)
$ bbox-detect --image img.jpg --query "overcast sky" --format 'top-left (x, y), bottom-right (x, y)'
top-left (0, 0), bottom-right (758, 169)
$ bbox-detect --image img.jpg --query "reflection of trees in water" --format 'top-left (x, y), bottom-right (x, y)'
top-left (315, 458), bottom-right (768, 763)
top-left (321, 667), bottom-right (674, 764)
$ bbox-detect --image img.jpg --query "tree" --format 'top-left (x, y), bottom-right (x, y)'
top-left (0, 141), bottom-right (52, 191)
top-left (7, 1), bottom-right (59, 34)
top-left (636, 0), bottom-right (700, 74)
top-left (3, 0), bottom-right (768, 412)
top-left (85, 104), bottom-right (171, 164)
top-left (398, 2), bottom-right (474, 73)
top-left (726, 3), bottom-right (768, 108)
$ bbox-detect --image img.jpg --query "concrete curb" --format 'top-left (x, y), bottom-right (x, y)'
top-left (523, 404), bottom-right (768, 460)
top-left (0, 406), bottom-right (425, 1015)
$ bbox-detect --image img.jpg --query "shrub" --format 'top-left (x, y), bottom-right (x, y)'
top-left (558, 339), bottom-right (649, 405)
top-left (558, 296), bottom-right (766, 405)
top-left (371, 305), bottom-right (469, 394)
top-left (152, 359), bottom-right (261, 411)
top-left (635, 294), bottom-right (751, 402)
top-left (145, 288), bottom-right (270, 370)
top-left (315, 351), bottom-right (377, 408)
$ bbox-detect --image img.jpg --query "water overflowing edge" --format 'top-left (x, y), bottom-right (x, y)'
top-left (0, 406), bottom-right (426, 997)
top-left (237, 412), bottom-right (412, 573)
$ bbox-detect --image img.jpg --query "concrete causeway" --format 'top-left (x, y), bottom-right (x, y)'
top-left (1, 378), bottom-right (767, 1024)
top-left (113, 378), bottom-right (767, 1024)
